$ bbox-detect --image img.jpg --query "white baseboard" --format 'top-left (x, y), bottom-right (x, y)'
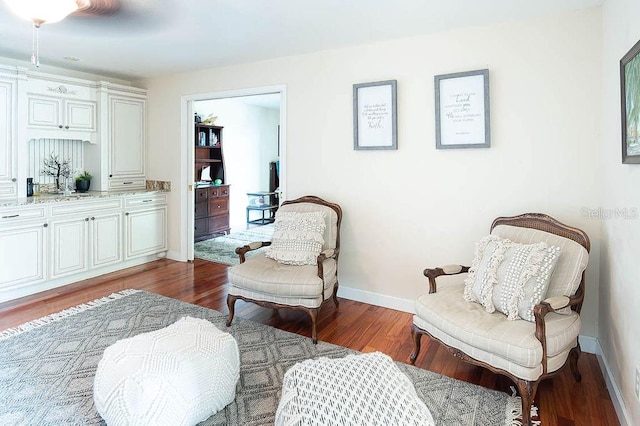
top-left (337, 285), bottom-right (416, 314)
top-left (595, 341), bottom-right (632, 426)
top-left (165, 250), bottom-right (184, 261)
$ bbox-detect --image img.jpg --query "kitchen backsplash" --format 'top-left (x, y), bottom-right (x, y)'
top-left (146, 180), bottom-right (171, 191)
top-left (28, 138), bottom-right (86, 185)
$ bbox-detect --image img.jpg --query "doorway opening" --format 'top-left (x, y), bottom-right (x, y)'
top-left (181, 85), bottom-right (286, 262)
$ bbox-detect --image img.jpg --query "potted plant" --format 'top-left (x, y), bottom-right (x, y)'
top-left (75, 171), bottom-right (93, 193)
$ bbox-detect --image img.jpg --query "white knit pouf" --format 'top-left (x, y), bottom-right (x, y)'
top-left (275, 352), bottom-right (435, 426)
top-left (94, 317), bottom-right (240, 426)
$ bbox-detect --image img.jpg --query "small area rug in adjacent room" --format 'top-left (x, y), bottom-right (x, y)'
top-left (0, 290), bottom-right (523, 425)
top-left (194, 225), bottom-right (274, 265)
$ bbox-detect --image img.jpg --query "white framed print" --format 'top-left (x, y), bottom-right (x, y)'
top-left (435, 69), bottom-right (490, 149)
top-left (353, 80), bottom-right (397, 150)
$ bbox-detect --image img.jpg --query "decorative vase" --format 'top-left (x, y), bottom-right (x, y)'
top-left (75, 179), bottom-right (91, 193)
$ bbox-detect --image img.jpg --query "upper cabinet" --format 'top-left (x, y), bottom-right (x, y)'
top-left (0, 65), bottom-right (148, 197)
top-left (0, 68), bottom-right (18, 199)
top-left (88, 83), bottom-right (147, 191)
top-left (108, 94), bottom-right (146, 186)
top-left (24, 76), bottom-right (98, 143)
top-left (28, 96), bottom-right (96, 132)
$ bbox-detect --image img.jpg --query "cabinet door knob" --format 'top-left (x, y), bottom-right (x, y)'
top-left (58, 125), bottom-right (63, 128)
top-left (125, 212), bottom-right (129, 216)
top-left (91, 217), bottom-right (95, 220)
top-left (65, 125), bottom-right (69, 129)
top-left (11, 178), bottom-right (16, 182)
top-left (43, 223), bottom-right (48, 227)
top-left (85, 217), bottom-right (89, 221)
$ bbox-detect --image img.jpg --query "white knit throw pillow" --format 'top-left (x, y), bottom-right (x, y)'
top-left (265, 211), bottom-right (326, 265)
top-left (464, 235), bottom-right (561, 321)
top-left (275, 352), bottom-right (435, 426)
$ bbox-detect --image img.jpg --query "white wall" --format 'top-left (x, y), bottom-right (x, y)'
top-left (195, 98), bottom-right (279, 231)
top-left (140, 8), bottom-right (602, 337)
top-left (601, 0), bottom-right (640, 423)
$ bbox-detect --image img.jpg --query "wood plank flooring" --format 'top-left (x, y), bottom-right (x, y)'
top-left (0, 259), bottom-right (620, 425)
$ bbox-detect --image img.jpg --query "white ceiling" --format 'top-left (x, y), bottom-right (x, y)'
top-left (0, 0), bottom-right (603, 81)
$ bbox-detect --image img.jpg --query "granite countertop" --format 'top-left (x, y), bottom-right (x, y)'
top-left (0, 189), bottom-right (169, 209)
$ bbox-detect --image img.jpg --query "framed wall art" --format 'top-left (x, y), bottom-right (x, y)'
top-left (435, 69), bottom-right (490, 149)
top-left (621, 38), bottom-right (640, 164)
top-left (353, 80), bottom-right (397, 150)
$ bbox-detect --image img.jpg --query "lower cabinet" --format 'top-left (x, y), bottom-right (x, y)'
top-left (124, 206), bottom-right (167, 259)
top-left (123, 193), bottom-right (167, 259)
top-left (51, 211), bottom-right (122, 279)
top-left (0, 192), bottom-right (167, 303)
top-left (0, 220), bottom-right (47, 289)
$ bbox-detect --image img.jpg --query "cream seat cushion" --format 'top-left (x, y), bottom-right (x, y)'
top-left (229, 253), bottom-right (337, 308)
top-left (414, 273), bottom-right (581, 381)
top-left (94, 317), bottom-right (240, 426)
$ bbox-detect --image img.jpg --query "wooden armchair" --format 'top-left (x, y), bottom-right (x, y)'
top-left (410, 213), bottom-right (590, 425)
top-left (226, 196), bottom-right (342, 344)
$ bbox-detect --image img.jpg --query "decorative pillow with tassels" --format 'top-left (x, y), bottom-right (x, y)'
top-left (265, 211), bottom-right (326, 266)
top-left (463, 235), bottom-right (561, 321)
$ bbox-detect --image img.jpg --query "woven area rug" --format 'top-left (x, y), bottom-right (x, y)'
top-left (194, 225), bottom-right (274, 265)
top-left (0, 290), bottom-right (522, 425)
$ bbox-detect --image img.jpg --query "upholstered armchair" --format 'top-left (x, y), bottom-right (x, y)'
top-left (410, 213), bottom-right (590, 425)
top-left (226, 196), bottom-right (342, 344)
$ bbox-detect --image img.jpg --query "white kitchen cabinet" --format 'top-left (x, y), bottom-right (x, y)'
top-left (91, 212), bottom-right (122, 267)
top-left (25, 77), bottom-right (98, 142)
top-left (0, 209), bottom-right (47, 290)
top-left (28, 95), bottom-right (96, 132)
top-left (50, 216), bottom-right (88, 277)
top-left (0, 192), bottom-right (165, 303)
top-left (124, 194), bottom-right (167, 259)
top-left (0, 75), bottom-right (17, 199)
top-left (50, 211), bottom-right (122, 278)
top-left (108, 94), bottom-right (146, 189)
top-left (49, 199), bottom-right (123, 278)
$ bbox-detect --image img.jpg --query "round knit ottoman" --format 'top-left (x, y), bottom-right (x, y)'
top-left (94, 317), bottom-right (239, 426)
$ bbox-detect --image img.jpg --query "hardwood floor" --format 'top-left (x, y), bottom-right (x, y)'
top-left (0, 259), bottom-right (619, 425)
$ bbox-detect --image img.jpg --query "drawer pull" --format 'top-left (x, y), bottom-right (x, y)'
top-left (123, 182), bottom-right (133, 185)
top-left (142, 199), bottom-right (153, 203)
top-left (2, 214), bottom-right (19, 219)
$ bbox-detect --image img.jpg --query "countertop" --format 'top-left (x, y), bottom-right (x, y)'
top-left (0, 189), bottom-right (169, 209)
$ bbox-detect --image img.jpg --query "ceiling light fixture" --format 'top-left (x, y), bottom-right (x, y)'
top-left (4, 0), bottom-right (80, 67)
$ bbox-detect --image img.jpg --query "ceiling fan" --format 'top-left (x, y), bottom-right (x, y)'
top-left (4, 0), bottom-right (122, 66)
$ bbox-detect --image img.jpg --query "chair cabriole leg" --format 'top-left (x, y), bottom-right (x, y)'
top-left (515, 378), bottom-right (538, 426)
top-left (410, 325), bottom-right (422, 365)
top-left (332, 282), bottom-right (339, 307)
top-left (226, 294), bottom-right (237, 327)
top-left (309, 308), bottom-right (319, 344)
top-left (569, 344), bottom-right (582, 382)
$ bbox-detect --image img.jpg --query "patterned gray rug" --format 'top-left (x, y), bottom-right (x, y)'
top-left (194, 225), bottom-right (274, 265)
top-left (0, 290), bottom-right (522, 425)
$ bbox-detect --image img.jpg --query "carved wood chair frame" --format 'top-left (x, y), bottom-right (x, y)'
top-left (410, 213), bottom-right (590, 425)
top-left (226, 195), bottom-right (343, 344)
